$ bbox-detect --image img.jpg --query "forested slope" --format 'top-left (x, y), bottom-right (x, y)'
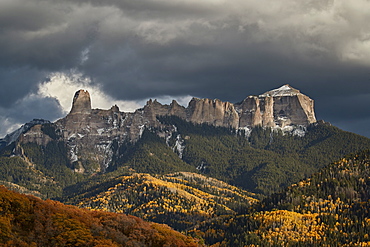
top-left (1, 117), bottom-right (370, 199)
top-left (158, 116), bottom-right (370, 195)
top-left (85, 117), bottom-right (370, 198)
top-left (0, 186), bottom-right (201, 246)
top-left (193, 149), bottom-right (370, 246)
top-left (65, 172), bottom-right (257, 231)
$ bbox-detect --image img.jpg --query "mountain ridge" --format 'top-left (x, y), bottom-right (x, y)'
top-left (1, 84), bottom-right (370, 199)
top-left (1, 85), bottom-right (370, 246)
top-left (1, 84), bottom-right (317, 173)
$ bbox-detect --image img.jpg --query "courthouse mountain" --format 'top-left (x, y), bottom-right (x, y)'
top-left (2, 84), bottom-right (316, 173)
top-left (0, 84), bottom-right (370, 199)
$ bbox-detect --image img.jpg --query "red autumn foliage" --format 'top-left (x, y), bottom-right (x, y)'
top-left (0, 186), bottom-right (201, 247)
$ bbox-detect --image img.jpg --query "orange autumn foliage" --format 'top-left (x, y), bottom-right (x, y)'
top-left (0, 186), bottom-right (201, 247)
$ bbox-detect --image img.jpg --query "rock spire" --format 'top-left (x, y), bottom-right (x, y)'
top-left (69, 90), bottom-right (91, 114)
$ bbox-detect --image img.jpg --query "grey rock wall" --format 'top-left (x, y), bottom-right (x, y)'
top-left (15, 84), bottom-right (317, 173)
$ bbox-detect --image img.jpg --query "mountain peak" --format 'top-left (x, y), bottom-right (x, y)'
top-left (260, 84), bottom-right (301, 97)
top-left (69, 89), bottom-right (91, 114)
top-left (5, 85), bottom-right (317, 176)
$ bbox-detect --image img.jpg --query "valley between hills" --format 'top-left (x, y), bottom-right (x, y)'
top-left (1, 85), bottom-right (370, 246)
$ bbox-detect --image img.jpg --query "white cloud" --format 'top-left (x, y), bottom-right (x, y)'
top-left (38, 71), bottom-right (194, 112)
top-left (0, 69), bottom-right (195, 138)
top-left (0, 92), bottom-right (62, 137)
top-left (38, 71), bottom-right (143, 113)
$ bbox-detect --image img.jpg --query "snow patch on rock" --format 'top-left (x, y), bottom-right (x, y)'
top-left (260, 84), bottom-right (300, 97)
top-left (70, 145), bottom-right (78, 163)
top-left (237, 127), bottom-right (252, 137)
top-left (96, 142), bottom-right (114, 169)
top-left (139, 125), bottom-right (145, 137)
top-left (196, 161), bottom-right (207, 171)
top-left (272, 125), bottom-right (307, 137)
top-left (173, 134), bottom-right (185, 159)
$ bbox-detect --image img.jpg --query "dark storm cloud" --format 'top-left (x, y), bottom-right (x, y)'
top-left (0, 67), bottom-right (45, 106)
top-left (1, 0), bottom-right (370, 137)
top-left (0, 1), bottom-right (98, 70)
top-left (0, 95), bottom-right (63, 135)
top-left (9, 95), bottom-right (62, 123)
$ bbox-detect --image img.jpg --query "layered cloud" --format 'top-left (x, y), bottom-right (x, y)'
top-left (1, 0), bottom-right (370, 137)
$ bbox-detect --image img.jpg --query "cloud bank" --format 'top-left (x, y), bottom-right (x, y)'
top-left (1, 0), bottom-right (370, 137)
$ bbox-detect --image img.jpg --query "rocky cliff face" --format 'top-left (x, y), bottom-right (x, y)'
top-left (187, 98), bottom-right (240, 128)
top-left (135, 84), bottom-right (316, 131)
top-left (10, 85), bottom-right (316, 173)
top-left (235, 85), bottom-right (316, 128)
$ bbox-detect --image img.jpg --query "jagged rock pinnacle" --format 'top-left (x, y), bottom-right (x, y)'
top-left (69, 90), bottom-right (91, 114)
top-left (110, 105), bottom-right (120, 112)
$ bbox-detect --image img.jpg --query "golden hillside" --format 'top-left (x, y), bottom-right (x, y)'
top-left (74, 172), bottom-right (258, 231)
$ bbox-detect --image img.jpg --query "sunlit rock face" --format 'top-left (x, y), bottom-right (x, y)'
top-left (235, 84), bottom-right (316, 128)
top-left (69, 90), bottom-right (91, 115)
top-left (187, 98), bottom-right (239, 128)
top-left (11, 85), bottom-right (316, 173)
top-left (183, 84), bottom-right (316, 130)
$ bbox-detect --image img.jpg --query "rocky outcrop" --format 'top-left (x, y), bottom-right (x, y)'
top-left (235, 85), bottom-right (316, 128)
top-left (183, 84), bottom-right (316, 129)
top-left (18, 125), bottom-right (53, 146)
top-left (0, 119), bottom-right (51, 148)
top-left (69, 90), bottom-right (91, 115)
top-left (56, 84), bottom-right (315, 146)
top-left (187, 98), bottom-right (239, 128)
top-left (10, 84), bottom-right (316, 173)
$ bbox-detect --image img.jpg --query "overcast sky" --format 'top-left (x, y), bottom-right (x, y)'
top-left (1, 0), bottom-right (370, 138)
